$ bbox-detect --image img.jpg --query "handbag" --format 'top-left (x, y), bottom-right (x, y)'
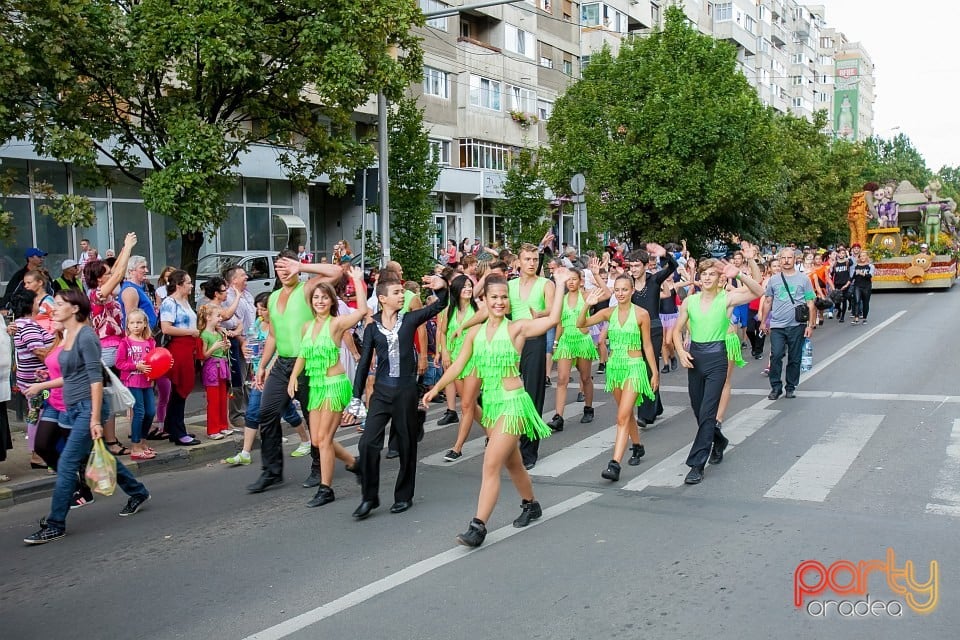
top-left (101, 363), bottom-right (136, 415)
top-left (780, 273), bottom-right (810, 324)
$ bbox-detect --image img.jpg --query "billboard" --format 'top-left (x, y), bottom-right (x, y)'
top-left (834, 58), bottom-right (860, 140)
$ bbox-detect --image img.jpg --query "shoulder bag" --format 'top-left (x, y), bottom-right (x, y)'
top-left (780, 273), bottom-right (809, 324)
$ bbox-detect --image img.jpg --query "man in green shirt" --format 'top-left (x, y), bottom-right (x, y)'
top-left (247, 250), bottom-right (343, 494)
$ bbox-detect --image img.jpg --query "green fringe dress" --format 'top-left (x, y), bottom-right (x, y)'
top-left (300, 317), bottom-right (352, 412)
top-left (553, 291), bottom-right (599, 362)
top-left (604, 304), bottom-right (655, 404)
top-left (472, 320), bottom-right (551, 440)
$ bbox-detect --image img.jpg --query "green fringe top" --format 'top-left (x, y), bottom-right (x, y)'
top-left (608, 304), bottom-right (642, 352)
top-left (725, 331), bottom-right (746, 368)
top-left (471, 320), bottom-right (520, 387)
top-left (300, 317), bottom-right (340, 376)
top-left (445, 305), bottom-right (475, 359)
top-left (560, 291), bottom-right (587, 332)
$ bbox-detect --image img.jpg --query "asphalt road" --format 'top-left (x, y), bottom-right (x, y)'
top-left (1, 288), bottom-right (957, 639)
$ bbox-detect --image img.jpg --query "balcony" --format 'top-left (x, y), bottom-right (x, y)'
top-left (713, 20), bottom-right (757, 56)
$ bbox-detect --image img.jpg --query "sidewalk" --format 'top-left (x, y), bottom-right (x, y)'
top-left (1, 388), bottom-right (260, 508)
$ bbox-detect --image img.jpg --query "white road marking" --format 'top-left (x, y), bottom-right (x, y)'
top-left (764, 413), bottom-right (883, 502)
top-left (243, 491), bottom-right (602, 640)
top-left (530, 406), bottom-right (686, 478)
top-left (621, 407), bottom-right (780, 492)
top-left (926, 419), bottom-right (960, 517)
top-left (661, 385), bottom-right (960, 403)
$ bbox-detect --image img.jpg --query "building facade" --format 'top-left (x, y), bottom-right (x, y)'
top-left (0, 0), bottom-right (874, 286)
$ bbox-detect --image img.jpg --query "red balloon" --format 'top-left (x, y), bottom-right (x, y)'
top-left (144, 347), bottom-right (174, 380)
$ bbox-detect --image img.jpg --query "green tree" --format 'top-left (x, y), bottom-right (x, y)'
top-left (542, 6), bottom-right (782, 247)
top-left (496, 148), bottom-right (552, 250)
top-left (936, 166), bottom-right (960, 201)
top-left (863, 133), bottom-right (932, 189)
top-left (0, 0), bottom-right (423, 275)
top-left (763, 112), bottom-right (872, 246)
top-left (386, 97), bottom-right (440, 280)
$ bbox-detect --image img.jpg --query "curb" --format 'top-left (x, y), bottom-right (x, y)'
top-left (0, 437), bottom-right (241, 509)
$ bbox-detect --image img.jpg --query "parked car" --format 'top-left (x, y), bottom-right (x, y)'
top-left (195, 251), bottom-right (278, 296)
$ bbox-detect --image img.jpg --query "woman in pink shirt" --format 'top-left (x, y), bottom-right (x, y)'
top-left (25, 322), bottom-right (97, 508)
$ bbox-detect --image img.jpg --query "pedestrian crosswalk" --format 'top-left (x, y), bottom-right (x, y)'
top-left (530, 405), bottom-right (685, 478)
top-left (764, 413), bottom-right (883, 502)
top-left (263, 376), bottom-right (960, 522)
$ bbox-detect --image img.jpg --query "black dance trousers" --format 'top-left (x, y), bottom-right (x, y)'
top-left (519, 336), bottom-right (547, 466)
top-left (637, 325), bottom-right (664, 423)
top-left (685, 343), bottom-right (728, 469)
top-left (257, 357), bottom-right (320, 481)
top-left (358, 383), bottom-right (420, 502)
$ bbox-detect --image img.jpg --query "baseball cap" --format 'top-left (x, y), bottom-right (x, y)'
top-left (920, 243), bottom-right (929, 248)
top-left (25, 247), bottom-right (47, 259)
top-left (61, 258), bottom-right (78, 270)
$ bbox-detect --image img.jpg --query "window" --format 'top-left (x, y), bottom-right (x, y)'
top-left (420, 0), bottom-right (449, 30)
top-left (537, 99), bottom-right (554, 121)
top-left (713, 3), bottom-right (732, 21)
top-left (469, 75), bottom-right (502, 111)
top-left (581, 3), bottom-right (600, 26)
top-left (423, 66), bottom-right (448, 98)
top-left (540, 56), bottom-right (554, 69)
top-left (428, 138), bottom-right (452, 166)
top-left (540, 0), bottom-right (551, 11)
top-left (791, 97), bottom-right (803, 108)
top-left (563, 53), bottom-right (574, 75)
top-left (791, 75), bottom-right (803, 86)
top-left (576, 55), bottom-right (586, 73)
top-left (507, 85), bottom-right (537, 113)
top-left (459, 139), bottom-right (514, 171)
top-left (651, 2), bottom-right (661, 26)
top-left (757, 5), bottom-right (766, 22)
top-left (759, 38), bottom-right (770, 53)
top-left (745, 16), bottom-right (756, 34)
top-left (562, 0), bottom-right (573, 21)
top-left (505, 24), bottom-right (535, 59)
top-left (791, 52), bottom-right (804, 64)
top-left (818, 92), bottom-right (830, 103)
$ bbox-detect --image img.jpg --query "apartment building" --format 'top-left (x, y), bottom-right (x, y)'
top-left (0, 0), bottom-right (875, 283)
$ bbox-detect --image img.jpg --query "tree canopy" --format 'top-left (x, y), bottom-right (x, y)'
top-left (386, 97), bottom-right (440, 281)
top-left (0, 0), bottom-right (424, 273)
top-left (496, 148), bottom-right (552, 250)
top-left (543, 6), bottom-right (782, 248)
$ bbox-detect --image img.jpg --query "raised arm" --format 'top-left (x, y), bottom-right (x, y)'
top-left (577, 285), bottom-right (613, 329)
top-left (519, 268), bottom-right (569, 339)
top-left (101, 233), bottom-right (138, 295)
top-left (332, 267), bottom-right (369, 338)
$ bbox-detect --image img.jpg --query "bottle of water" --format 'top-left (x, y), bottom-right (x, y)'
top-left (246, 325), bottom-right (262, 362)
top-left (801, 338), bottom-right (813, 372)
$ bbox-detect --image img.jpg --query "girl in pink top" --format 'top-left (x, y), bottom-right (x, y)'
top-left (116, 309), bottom-right (158, 460)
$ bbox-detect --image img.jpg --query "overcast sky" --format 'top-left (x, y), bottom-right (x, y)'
top-left (821, 0), bottom-right (958, 171)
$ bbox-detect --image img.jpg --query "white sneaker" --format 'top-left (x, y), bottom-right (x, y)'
top-left (291, 442), bottom-right (312, 457)
top-left (208, 433), bottom-right (225, 440)
top-left (825, 311), bottom-right (834, 319)
top-left (219, 429), bottom-right (235, 436)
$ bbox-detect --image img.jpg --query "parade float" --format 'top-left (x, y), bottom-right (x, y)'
top-left (848, 179), bottom-right (959, 290)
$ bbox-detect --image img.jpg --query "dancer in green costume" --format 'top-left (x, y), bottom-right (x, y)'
top-left (423, 269), bottom-right (572, 547)
top-left (288, 268), bottom-right (367, 508)
top-left (673, 258), bottom-right (763, 485)
top-left (550, 260), bottom-right (606, 428)
top-left (577, 274), bottom-right (659, 482)
top-left (436, 275), bottom-right (482, 461)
